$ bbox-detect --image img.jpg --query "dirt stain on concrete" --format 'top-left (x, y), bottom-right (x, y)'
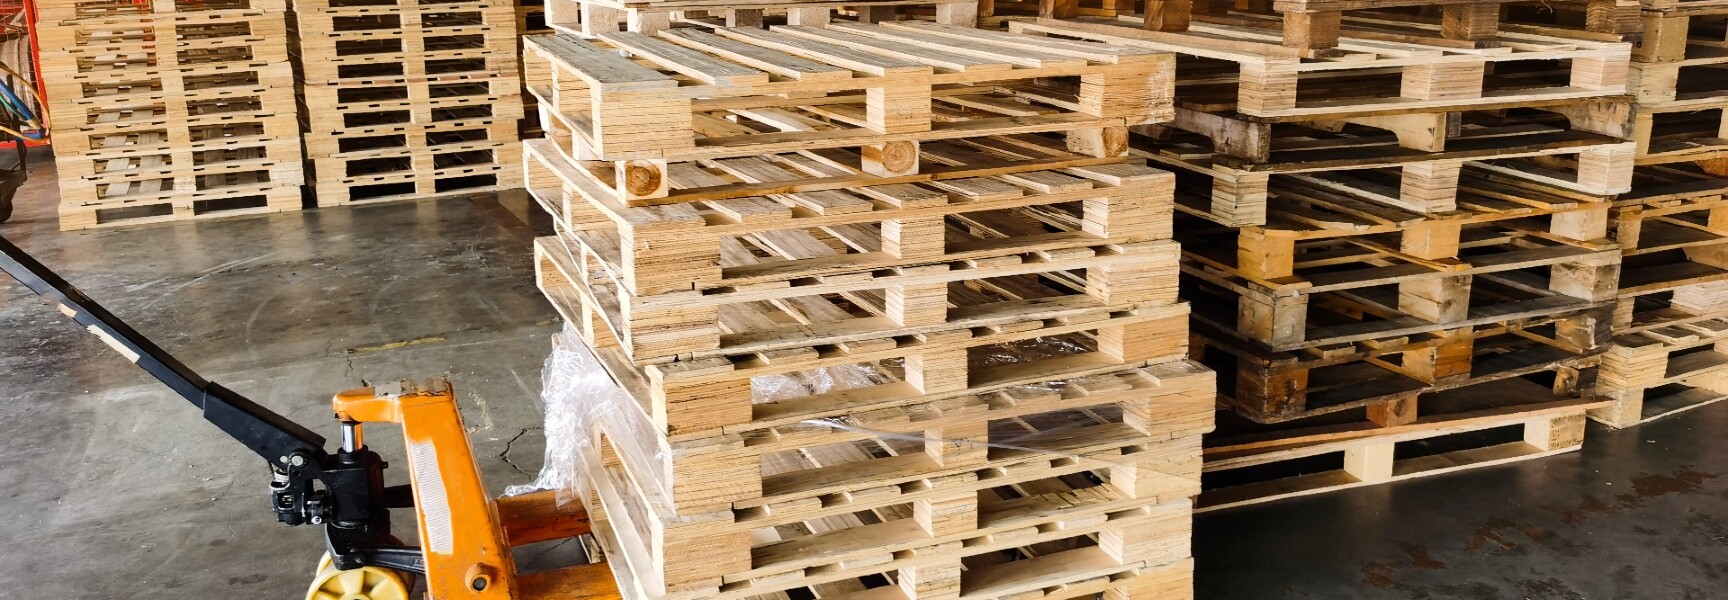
top-left (1559, 467), bottom-right (1717, 526)
top-left (1360, 543), bottom-right (1446, 589)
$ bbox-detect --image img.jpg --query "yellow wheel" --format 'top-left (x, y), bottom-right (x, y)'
top-left (306, 563), bottom-right (410, 600)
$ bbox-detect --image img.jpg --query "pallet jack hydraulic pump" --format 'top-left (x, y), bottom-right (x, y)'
top-left (0, 236), bottom-right (621, 600)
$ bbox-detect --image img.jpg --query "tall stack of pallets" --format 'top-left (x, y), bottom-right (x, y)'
top-left (522, 23), bottom-right (1220, 600)
top-left (38, 0), bottom-right (303, 230)
top-left (1493, 0), bottom-right (1728, 427)
top-left (1584, 4), bottom-right (1728, 426)
top-left (1019, 11), bottom-right (1634, 510)
top-left (289, 0), bottom-right (522, 206)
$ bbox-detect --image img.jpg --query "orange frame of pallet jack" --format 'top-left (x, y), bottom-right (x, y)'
top-left (333, 379), bottom-right (621, 600)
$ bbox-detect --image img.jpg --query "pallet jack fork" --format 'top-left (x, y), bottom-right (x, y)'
top-left (0, 235), bottom-right (622, 600)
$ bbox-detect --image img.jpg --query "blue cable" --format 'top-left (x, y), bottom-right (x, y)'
top-left (0, 78), bottom-right (45, 140)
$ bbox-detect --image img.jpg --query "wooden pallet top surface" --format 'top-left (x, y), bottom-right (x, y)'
top-left (528, 21), bottom-right (1165, 97)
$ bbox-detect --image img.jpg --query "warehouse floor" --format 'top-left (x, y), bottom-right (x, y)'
top-left (1, 155), bottom-right (1724, 599)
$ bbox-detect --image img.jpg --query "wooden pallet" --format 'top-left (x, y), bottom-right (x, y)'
top-left (310, 144), bottom-right (521, 206)
top-left (1024, 0), bottom-right (1629, 52)
top-left (1198, 377), bottom-right (1608, 512)
top-left (567, 332), bottom-right (1213, 599)
top-left (552, 1), bottom-right (982, 35)
top-left (310, 144), bottom-right (518, 205)
top-left (36, 0), bottom-right (304, 230)
top-left (1147, 97), bottom-right (1633, 166)
top-left (1610, 165), bottom-right (1728, 330)
top-left (296, 74), bottom-right (524, 129)
top-left (35, 0), bottom-right (288, 20)
top-left (1592, 316), bottom-right (1728, 426)
top-left (295, 37), bottom-right (518, 86)
top-left (58, 184), bottom-right (302, 230)
top-left (1011, 17), bottom-right (1630, 112)
top-left (522, 22), bottom-right (1174, 198)
top-left (1146, 122), bottom-right (1633, 227)
top-left (44, 53), bottom-right (293, 107)
top-left (1499, 0), bottom-right (1644, 36)
top-left (1195, 320), bottom-right (1602, 424)
top-left (36, 8), bottom-right (289, 58)
top-left (56, 138), bottom-right (304, 197)
top-left (50, 105), bottom-right (298, 152)
top-left (290, 2), bottom-right (518, 75)
top-left (525, 130), bottom-right (1190, 359)
top-left (1178, 209), bottom-right (1621, 353)
top-left (1185, 266), bottom-right (1616, 354)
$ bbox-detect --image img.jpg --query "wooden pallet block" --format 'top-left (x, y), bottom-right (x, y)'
top-left (1011, 17), bottom-right (1629, 113)
top-left (1198, 376), bottom-right (1609, 512)
top-left (1194, 320), bottom-right (1603, 425)
top-left (522, 22), bottom-right (1174, 195)
top-left (57, 184), bottom-right (302, 230)
top-left (572, 345), bottom-right (1213, 599)
top-left (551, 0), bottom-right (981, 35)
top-left (1592, 316), bottom-right (1728, 426)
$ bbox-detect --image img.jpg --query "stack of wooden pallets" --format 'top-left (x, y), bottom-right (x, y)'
top-left (39, 0), bottom-right (303, 230)
top-left (544, 0), bottom-right (979, 36)
top-left (522, 23), bottom-right (1221, 600)
top-left (1490, 0), bottom-right (1728, 427)
top-left (1588, 4), bottom-right (1728, 426)
top-left (514, 0), bottom-right (551, 138)
top-left (1019, 14), bottom-right (1632, 509)
top-left (290, 0), bottom-right (522, 206)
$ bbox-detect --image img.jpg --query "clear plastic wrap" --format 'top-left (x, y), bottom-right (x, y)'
top-left (504, 327), bottom-right (602, 503)
top-left (509, 325), bottom-right (1194, 514)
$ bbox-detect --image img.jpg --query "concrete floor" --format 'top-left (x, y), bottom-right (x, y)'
top-left (0, 154), bottom-right (1724, 599)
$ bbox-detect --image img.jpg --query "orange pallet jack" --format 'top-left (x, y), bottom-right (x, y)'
top-left (0, 236), bottom-right (623, 600)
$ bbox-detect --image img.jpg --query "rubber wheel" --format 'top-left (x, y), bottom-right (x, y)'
top-left (0, 189), bottom-right (12, 224)
top-left (306, 562), bottom-right (410, 600)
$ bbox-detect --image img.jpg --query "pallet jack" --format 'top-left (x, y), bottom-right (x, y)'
top-left (0, 234), bottom-right (623, 600)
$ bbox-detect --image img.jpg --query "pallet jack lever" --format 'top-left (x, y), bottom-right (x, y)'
top-left (0, 235), bottom-right (413, 574)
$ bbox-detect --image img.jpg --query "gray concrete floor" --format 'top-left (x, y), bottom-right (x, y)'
top-left (0, 154), bottom-right (1723, 599)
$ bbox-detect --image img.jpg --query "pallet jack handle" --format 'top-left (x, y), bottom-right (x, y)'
top-left (0, 234), bottom-right (610, 599)
top-left (0, 235), bottom-right (328, 468)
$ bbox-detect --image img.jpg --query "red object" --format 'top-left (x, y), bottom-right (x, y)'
top-left (18, 0), bottom-right (48, 145)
